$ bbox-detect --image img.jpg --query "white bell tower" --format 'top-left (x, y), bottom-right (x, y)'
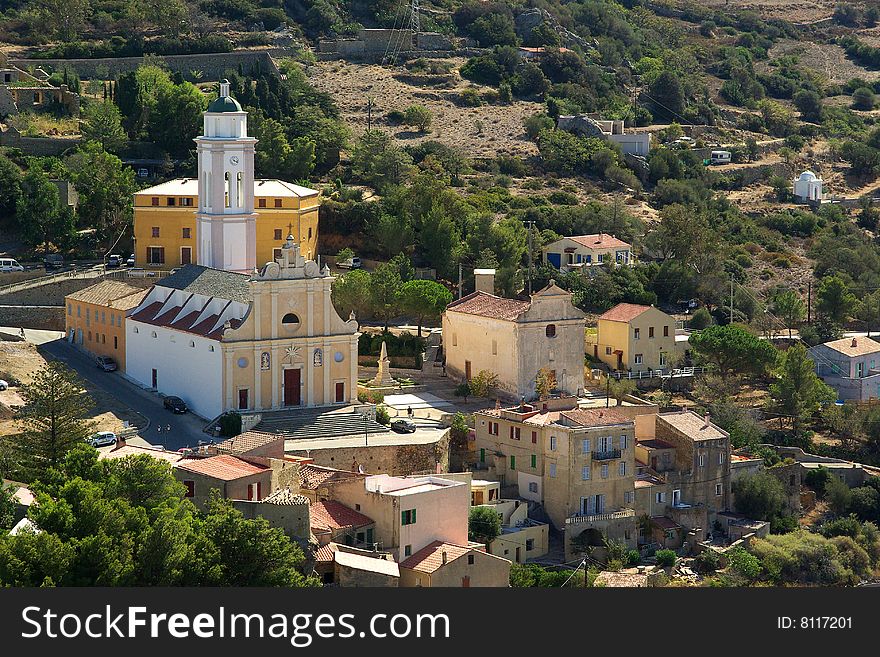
top-left (195, 79), bottom-right (258, 272)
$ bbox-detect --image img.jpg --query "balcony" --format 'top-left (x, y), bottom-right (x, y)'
top-left (592, 448), bottom-right (621, 461)
top-left (565, 509), bottom-right (635, 526)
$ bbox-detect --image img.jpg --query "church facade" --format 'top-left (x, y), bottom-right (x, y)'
top-left (132, 80), bottom-right (320, 271)
top-left (125, 237), bottom-right (359, 419)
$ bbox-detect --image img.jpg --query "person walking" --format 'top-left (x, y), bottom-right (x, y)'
top-left (407, 406), bottom-right (413, 419)
top-left (166, 424), bottom-right (171, 433)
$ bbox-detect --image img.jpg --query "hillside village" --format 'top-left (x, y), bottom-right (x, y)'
top-left (3, 0), bottom-right (880, 589)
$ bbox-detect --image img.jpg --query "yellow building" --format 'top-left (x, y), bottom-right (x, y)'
top-left (132, 178), bottom-right (320, 270)
top-left (587, 303), bottom-right (677, 372)
top-left (64, 280), bottom-right (148, 371)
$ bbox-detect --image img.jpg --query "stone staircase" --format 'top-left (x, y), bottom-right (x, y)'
top-left (253, 407), bottom-right (390, 441)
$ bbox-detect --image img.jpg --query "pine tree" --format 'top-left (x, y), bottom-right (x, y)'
top-left (13, 363), bottom-right (96, 482)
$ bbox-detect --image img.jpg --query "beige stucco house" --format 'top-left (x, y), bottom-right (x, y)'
top-left (542, 234), bottom-right (633, 272)
top-left (587, 303), bottom-right (677, 372)
top-left (442, 279), bottom-right (586, 401)
top-left (327, 474), bottom-right (470, 562)
top-left (474, 398), bottom-right (639, 558)
top-left (398, 541), bottom-right (511, 587)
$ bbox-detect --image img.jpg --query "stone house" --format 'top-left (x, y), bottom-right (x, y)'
top-left (442, 279), bottom-right (586, 401)
top-left (233, 487), bottom-right (311, 543)
top-left (808, 336), bottom-right (880, 401)
top-left (542, 234), bottom-right (633, 272)
top-left (398, 541), bottom-right (511, 587)
top-left (634, 411), bottom-right (732, 540)
top-left (587, 303), bottom-right (678, 372)
top-left (0, 66), bottom-right (79, 117)
top-left (475, 497), bottom-right (549, 564)
top-left (310, 499), bottom-right (376, 548)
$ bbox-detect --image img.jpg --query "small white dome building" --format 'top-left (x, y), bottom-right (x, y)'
top-left (793, 170), bottom-right (824, 203)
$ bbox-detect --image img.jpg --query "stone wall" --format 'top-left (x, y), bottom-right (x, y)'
top-left (11, 50), bottom-right (283, 82)
top-left (0, 277), bottom-right (151, 306)
top-left (286, 430), bottom-right (450, 476)
top-left (0, 306), bottom-right (64, 330)
top-left (0, 126), bottom-right (81, 156)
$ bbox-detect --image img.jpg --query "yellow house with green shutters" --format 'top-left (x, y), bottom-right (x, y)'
top-left (588, 303), bottom-right (677, 372)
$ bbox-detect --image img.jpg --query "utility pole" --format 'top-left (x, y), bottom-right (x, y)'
top-left (606, 374), bottom-right (610, 408)
top-left (807, 281), bottom-right (812, 324)
top-left (367, 97), bottom-right (373, 132)
top-left (526, 220), bottom-right (535, 295)
top-left (729, 275), bottom-right (735, 324)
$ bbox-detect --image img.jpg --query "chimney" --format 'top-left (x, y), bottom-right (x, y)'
top-left (852, 337), bottom-right (858, 348)
top-left (703, 413), bottom-right (710, 429)
top-left (442, 551), bottom-right (448, 565)
top-left (473, 268), bottom-right (496, 295)
top-left (114, 435), bottom-right (126, 450)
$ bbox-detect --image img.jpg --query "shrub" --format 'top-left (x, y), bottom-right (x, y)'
top-left (375, 405), bottom-right (390, 425)
top-left (626, 549), bottom-right (640, 567)
top-left (656, 549), bottom-right (677, 567)
top-left (694, 549), bottom-right (720, 573)
top-left (218, 411), bottom-right (242, 437)
top-left (689, 307), bottom-right (713, 329)
top-left (804, 466), bottom-right (832, 498)
top-left (403, 104), bottom-right (432, 132)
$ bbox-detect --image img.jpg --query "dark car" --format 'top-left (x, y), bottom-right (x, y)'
top-left (95, 355), bottom-right (117, 372)
top-left (391, 419), bottom-right (417, 433)
top-left (163, 396), bottom-right (188, 414)
top-left (44, 253), bottom-right (64, 270)
top-left (106, 254), bottom-right (123, 268)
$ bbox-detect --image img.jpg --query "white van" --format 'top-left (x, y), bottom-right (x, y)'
top-left (710, 150), bottom-right (732, 165)
top-left (0, 258), bottom-right (24, 272)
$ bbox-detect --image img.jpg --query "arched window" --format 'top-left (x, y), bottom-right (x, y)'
top-left (282, 313), bottom-right (300, 326)
top-left (546, 324), bottom-right (557, 338)
top-left (236, 172), bottom-right (243, 208)
top-left (224, 172), bottom-right (230, 208)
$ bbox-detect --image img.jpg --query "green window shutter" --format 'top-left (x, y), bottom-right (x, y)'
top-left (401, 510), bottom-right (406, 524)
top-left (480, 448), bottom-right (485, 462)
top-left (510, 455), bottom-right (516, 470)
top-left (531, 454), bottom-right (537, 469)
top-left (412, 509), bottom-right (416, 523)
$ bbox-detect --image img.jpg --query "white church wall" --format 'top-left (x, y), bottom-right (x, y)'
top-left (126, 320), bottom-right (224, 419)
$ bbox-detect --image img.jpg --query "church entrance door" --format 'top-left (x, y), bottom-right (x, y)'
top-left (283, 368), bottom-right (301, 406)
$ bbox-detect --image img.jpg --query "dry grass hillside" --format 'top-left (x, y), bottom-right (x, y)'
top-left (308, 58), bottom-right (544, 159)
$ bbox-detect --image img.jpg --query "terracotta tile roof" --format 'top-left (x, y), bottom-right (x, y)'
top-left (314, 544), bottom-right (336, 562)
top-left (66, 280), bottom-right (148, 310)
top-left (651, 516), bottom-right (681, 531)
top-left (568, 234), bottom-right (631, 250)
top-left (176, 454), bottom-right (268, 481)
top-left (445, 291), bottom-right (530, 321)
top-left (598, 302), bottom-right (652, 322)
top-left (399, 541), bottom-right (472, 573)
top-left (298, 464), bottom-right (364, 490)
top-left (657, 411), bottom-right (728, 442)
top-left (558, 408), bottom-right (632, 427)
top-left (819, 336), bottom-right (880, 357)
top-left (310, 500), bottom-right (373, 533)
top-left (215, 431), bottom-right (284, 456)
top-left (263, 488), bottom-right (309, 506)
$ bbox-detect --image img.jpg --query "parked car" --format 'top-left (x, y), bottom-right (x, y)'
top-left (89, 431), bottom-right (117, 447)
top-left (391, 419), bottom-right (417, 433)
top-left (95, 355), bottom-right (118, 372)
top-left (128, 268), bottom-right (156, 278)
top-left (337, 256), bottom-right (362, 270)
top-left (43, 253), bottom-right (64, 270)
top-left (0, 379), bottom-right (8, 391)
top-left (164, 396), bottom-right (188, 413)
top-left (106, 254), bottom-right (123, 268)
top-left (126, 254), bottom-right (135, 267)
top-left (0, 258), bottom-right (24, 273)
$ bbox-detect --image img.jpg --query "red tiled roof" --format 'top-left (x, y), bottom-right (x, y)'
top-left (569, 234), bottom-right (631, 250)
top-left (598, 303), bottom-right (653, 322)
top-left (310, 500), bottom-right (373, 533)
top-left (559, 408), bottom-right (632, 427)
top-left (298, 464), bottom-right (364, 490)
top-left (176, 454), bottom-right (268, 481)
top-left (399, 541), bottom-right (472, 573)
top-left (445, 291), bottom-right (530, 321)
top-left (314, 544), bottom-right (336, 562)
top-left (651, 516), bottom-right (681, 531)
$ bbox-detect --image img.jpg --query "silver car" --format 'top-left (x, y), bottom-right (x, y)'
top-left (89, 431), bottom-right (117, 447)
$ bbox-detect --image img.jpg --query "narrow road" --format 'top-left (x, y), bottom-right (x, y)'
top-left (37, 335), bottom-right (210, 451)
